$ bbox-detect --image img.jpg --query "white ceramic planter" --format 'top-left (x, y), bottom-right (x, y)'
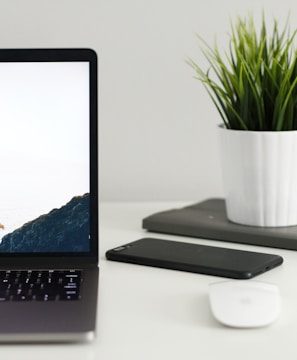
top-left (219, 125), bottom-right (297, 227)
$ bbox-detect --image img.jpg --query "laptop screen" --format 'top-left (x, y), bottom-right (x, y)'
top-left (0, 49), bottom-right (98, 255)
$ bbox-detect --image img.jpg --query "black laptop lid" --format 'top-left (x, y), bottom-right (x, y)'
top-left (0, 49), bottom-right (98, 263)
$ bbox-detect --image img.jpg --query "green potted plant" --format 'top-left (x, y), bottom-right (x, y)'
top-left (189, 14), bottom-right (297, 227)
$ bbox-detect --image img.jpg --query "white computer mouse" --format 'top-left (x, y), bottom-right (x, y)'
top-left (209, 280), bottom-right (281, 328)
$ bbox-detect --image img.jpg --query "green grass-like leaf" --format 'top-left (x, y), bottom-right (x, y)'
top-left (189, 13), bottom-right (297, 131)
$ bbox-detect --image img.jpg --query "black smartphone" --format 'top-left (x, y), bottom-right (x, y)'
top-left (105, 238), bottom-right (283, 279)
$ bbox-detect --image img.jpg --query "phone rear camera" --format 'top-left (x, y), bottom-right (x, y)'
top-left (113, 246), bottom-right (126, 252)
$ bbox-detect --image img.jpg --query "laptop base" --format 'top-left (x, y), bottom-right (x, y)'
top-left (0, 331), bottom-right (95, 344)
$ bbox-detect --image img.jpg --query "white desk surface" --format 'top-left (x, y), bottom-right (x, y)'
top-left (4, 202), bottom-right (297, 359)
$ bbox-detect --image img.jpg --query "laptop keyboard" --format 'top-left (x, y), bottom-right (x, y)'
top-left (0, 270), bottom-right (82, 301)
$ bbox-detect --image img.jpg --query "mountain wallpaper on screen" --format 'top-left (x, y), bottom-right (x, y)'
top-left (0, 193), bottom-right (90, 252)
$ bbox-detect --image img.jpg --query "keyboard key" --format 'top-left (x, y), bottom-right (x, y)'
top-left (11, 295), bottom-right (33, 301)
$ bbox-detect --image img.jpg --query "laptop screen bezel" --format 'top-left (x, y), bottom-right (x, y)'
top-left (0, 48), bottom-right (98, 265)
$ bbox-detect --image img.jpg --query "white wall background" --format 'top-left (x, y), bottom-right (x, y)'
top-left (1, 0), bottom-right (297, 201)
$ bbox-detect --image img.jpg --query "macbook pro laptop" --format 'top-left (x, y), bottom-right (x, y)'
top-left (0, 48), bottom-right (98, 342)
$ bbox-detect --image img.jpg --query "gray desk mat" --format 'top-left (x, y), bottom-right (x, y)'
top-left (142, 198), bottom-right (297, 251)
